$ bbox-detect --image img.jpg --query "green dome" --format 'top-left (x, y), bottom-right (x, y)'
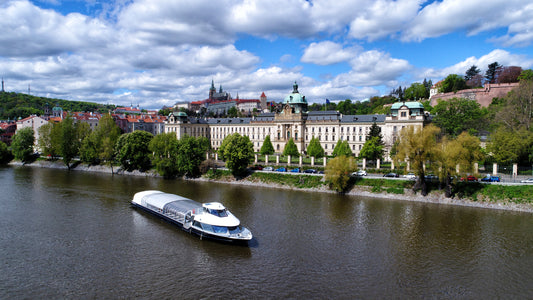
top-left (283, 81), bottom-right (307, 104)
top-left (176, 112), bottom-right (187, 117)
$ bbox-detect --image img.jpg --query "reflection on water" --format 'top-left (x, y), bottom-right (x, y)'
top-left (1, 166), bottom-right (533, 298)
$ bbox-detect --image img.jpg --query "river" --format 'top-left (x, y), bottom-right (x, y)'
top-left (1, 166), bottom-right (533, 299)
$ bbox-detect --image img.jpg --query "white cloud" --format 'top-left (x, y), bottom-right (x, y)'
top-left (301, 41), bottom-right (360, 65)
top-left (348, 0), bottom-right (421, 41)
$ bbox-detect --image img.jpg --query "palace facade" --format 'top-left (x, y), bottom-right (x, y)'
top-left (165, 82), bottom-right (428, 160)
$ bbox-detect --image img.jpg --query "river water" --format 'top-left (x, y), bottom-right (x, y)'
top-left (1, 166), bottom-right (533, 299)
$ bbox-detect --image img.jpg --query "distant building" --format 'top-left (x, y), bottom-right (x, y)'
top-left (165, 82), bottom-right (428, 159)
top-left (16, 115), bottom-right (48, 148)
top-left (0, 121), bottom-right (16, 145)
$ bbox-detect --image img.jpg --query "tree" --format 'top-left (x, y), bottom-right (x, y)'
top-left (150, 132), bottom-right (180, 179)
top-left (497, 79), bottom-right (533, 131)
top-left (497, 66), bottom-right (522, 83)
top-left (467, 74), bottom-right (484, 88)
top-left (465, 65), bottom-right (481, 82)
top-left (115, 130), bottom-right (154, 172)
top-left (359, 137), bottom-right (384, 161)
top-left (0, 141), bottom-right (13, 164)
top-left (394, 124), bottom-right (440, 196)
top-left (283, 138), bottom-right (300, 157)
top-left (176, 135), bottom-right (209, 177)
top-left (80, 114), bottom-right (121, 166)
top-left (487, 128), bottom-right (533, 165)
top-left (306, 137), bottom-right (324, 158)
top-left (336, 99), bottom-right (355, 115)
top-left (518, 69), bottom-right (533, 81)
top-left (435, 133), bottom-right (483, 197)
top-left (404, 82), bottom-right (428, 100)
top-left (439, 74), bottom-right (468, 93)
top-left (38, 122), bottom-right (62, 159)
top-left (11, 127), bottom-right (35, 163)
top-left (485, 62), bottom-right (502, 84)
top-left (218, 133), bottom-right (254, 177)
top-left (227, 106), bottom-right (239, 118)
top-left (432, 98), bottom-right (487, 136)
top-left (60, 116), bottom-right (79, 169)
top-left (332, 140), bottom-right (352, 157)
top-left (260, 135), bottom-right (274, 155)
top-left (325, 155), bottom-right (356, 192)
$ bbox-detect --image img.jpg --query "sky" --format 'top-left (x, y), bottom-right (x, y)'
top-left (1, 0), bottom-right (533, 110)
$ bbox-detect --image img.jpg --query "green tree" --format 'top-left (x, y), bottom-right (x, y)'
top-left (496, 79), bottom-right (533, 131)
top-left (518, 69), bottom-right (533, 81)
top-left (435, 133), bottom-right (484, 197)
top-left (336, 99), bottom-right (355, 115)
top-left (11, 127), bottom-right (35, 163)
top-left (332, 140), bottom-right (352, 157)
top-left (80, 132), bottom-right (100, 164)
top-left (115, 130), bottom-right (154, 172)
top-left (359, 137), bottom-right (384, 161)
top-left (487, 128), bottom-right (533, 165)
top-left (485, 62), bottom-right (502, 84)
top-left (176, 135), bottom-right (209, 177)
top-left (325, 155), bottom-right (357, 192)
top-left (439, 74), bottom-right (468, 93)
top-left (60, 116), bottom-right (80, 169)
top-left (150, 132), bottom-right (180, 179)
top-left (218, 133), bottom-right (254, 177)
top-left (394, 124), bottom-right (440, 196)
top-left (260, 135), bottom-right (274, 155)
top-left (0, 141), bottom-right (13, 164)
top-left (433, 98), bottom-right (487, 136)
top-left (306, 137), bottom-right (324, 158)
top-left (38, 122), bottom-right (62, 159)
top-left (227, 106), bottom-right (239, 118)
top-left (283, 138), bottom-right (300, 157)
top-left (404, 82), bottom-right (428, 100)
top-left (465, 65), bottom-right (481, 81)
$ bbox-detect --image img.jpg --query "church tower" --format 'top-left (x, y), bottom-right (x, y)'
top-left (260, 92), bottom-right (267, 111)
top-left (209, 79), bottom-right (216, 100)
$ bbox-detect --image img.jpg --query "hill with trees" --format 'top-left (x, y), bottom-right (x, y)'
top-left (0, 92), bottom-right (115, 120)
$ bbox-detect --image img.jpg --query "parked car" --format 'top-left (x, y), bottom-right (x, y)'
top-left (460, 175), bottom-right (478, 182)
top-left (424, 174), bottom-right (439, 182)
top-left (304, 169), bottom-right (317, 174)
top-left (383, 172), bottom-right (399, 178)
top-left (481, 176), bottom-right (500, 182)
top-left (275, 167), bottom-right (287, 172)
top-left (251, 164), bottom-right (263, 170)
top-left (290, 168), bottom-right (300, 173)
top-left (263, 166), bottom-right (273, 171)
top-left (351, 170), bottom-right (367, 177)
top-left (403, 173), bottom-right (416, 180)
top-left (318, 170), bottom-right (324, 174)
top-left (520, 178), bottom-right (533, 183)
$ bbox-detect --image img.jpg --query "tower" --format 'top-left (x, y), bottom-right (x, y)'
top-left (260, 92), bottom-right (267, 111)
top-left (209, 79), bottom-right (216, 100)
top-left (1, 77), bottom-right (4, 92)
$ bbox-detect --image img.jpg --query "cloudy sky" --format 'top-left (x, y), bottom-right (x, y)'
top-left (2, 0), bottom-right (533, 109)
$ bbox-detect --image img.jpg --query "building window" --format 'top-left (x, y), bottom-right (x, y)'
top-left (401, 111), bottom-right (407, 117)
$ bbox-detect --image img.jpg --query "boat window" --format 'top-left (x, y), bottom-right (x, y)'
top-left (212, 226), bottom-right (228, 234)
top-left (228, 226), bottom-right (241, 235)
top-left (201, 223), bottom-right (214, 233)
top-left (206, 208), bottom-right (228, 217)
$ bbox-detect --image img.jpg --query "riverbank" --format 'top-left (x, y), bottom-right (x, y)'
top-left (8, 160), bottom-right (533, 213)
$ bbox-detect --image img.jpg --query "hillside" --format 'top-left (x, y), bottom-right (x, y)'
top-left (0, 92), bottom-right (115, 120)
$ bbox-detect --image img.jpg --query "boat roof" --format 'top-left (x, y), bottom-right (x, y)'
top-left (203, 202), bottom-right (226, 210)
top-left (134, 190), bottom-right (201, 211)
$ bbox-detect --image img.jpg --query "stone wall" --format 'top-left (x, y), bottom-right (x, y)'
top-left (430, 82), bottom-right (519, 107)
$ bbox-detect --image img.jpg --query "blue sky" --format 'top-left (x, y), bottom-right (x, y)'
top-left (1, 0), bottom-right (533, 110)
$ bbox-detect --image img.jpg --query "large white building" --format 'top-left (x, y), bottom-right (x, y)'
top-left (165, 83), bottom-right (428, 160)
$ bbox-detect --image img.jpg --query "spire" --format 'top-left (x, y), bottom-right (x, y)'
top-left (1, 77), bottom-right (4, 92)
top-left (219, 85), bottom-right (223, 93)
top-left (211, 79), bottom-right (215, 89)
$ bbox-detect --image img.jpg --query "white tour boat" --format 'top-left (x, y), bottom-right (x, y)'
top-left (131, 190), bottom-right (253, 243)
